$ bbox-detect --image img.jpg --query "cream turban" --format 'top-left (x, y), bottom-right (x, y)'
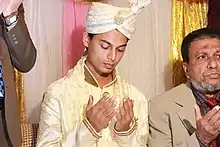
top-left (0, 0), bottom-right (9, 14)
top-left (86, 0), bottom-right (151, 39)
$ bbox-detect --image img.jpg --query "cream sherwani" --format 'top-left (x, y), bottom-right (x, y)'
top-left (37, 56), bottom-right (148, 147)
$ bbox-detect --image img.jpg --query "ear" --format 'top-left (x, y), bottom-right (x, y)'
top-left (182, 62), bottom-right (189, 78)
top-left (83, 32), bottom-right (90, 48)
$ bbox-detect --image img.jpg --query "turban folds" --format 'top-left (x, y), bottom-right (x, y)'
top-left (86, 0), bottom-right (151, 39)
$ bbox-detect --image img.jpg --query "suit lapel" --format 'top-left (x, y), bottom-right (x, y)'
top-left (175, 84), bottom-right (197, 135)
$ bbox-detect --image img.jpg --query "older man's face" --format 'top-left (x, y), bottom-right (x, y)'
top-left (183, 38), bottom-right (220, 92)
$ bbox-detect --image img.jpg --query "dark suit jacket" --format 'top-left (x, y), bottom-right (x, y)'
top-left (0, 4), bottom-right (37, 147)
top-left (1, 4), bottom-right (37, 72)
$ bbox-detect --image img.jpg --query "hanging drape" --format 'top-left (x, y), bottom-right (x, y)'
top-left (171, 0), bottom-right (207, 87)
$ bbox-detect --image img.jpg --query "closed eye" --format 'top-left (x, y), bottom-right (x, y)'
top-left (117, 47), bottom-right (126, 52)
top-left (100, 40), bottom-right (111, 49)
top-left (101, 44), bottom-right (110, 49)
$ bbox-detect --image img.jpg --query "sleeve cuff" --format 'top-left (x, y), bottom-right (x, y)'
top-left (113, 117), bottom-right (138, 136)
top-left (1, 12), bottom-right (19, 31)
top-left (83, 117), bottom-right (102, 139)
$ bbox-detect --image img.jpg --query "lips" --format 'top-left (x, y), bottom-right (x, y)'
top-left (104, 63), bottom-right (114, 69)
top-left (205, 73), bottom-right (220, 78)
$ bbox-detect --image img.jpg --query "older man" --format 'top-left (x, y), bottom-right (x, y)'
top-left (0, 0), bottom-right (37, 146)
top-left (149, 28), bottom-right (220, 147)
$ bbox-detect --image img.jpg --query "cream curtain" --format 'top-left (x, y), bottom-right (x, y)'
top-left (23, 0), bottom-right (63, 123)
top-left (111, 0), bottom-right (172, 99)
top-left (23, 0), bottom-right (172, 122)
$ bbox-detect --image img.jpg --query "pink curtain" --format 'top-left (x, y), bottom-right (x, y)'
top-left (62, 1), bottom-right (90, 75)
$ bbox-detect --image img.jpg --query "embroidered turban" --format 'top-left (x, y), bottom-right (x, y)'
top-left (86, 0), bottom-right (151, 39)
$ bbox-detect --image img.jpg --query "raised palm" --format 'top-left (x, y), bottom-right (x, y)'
top-left (3, 0), bottom-right (23, 15)
top-left (0, 0), bottom-right (10, 14)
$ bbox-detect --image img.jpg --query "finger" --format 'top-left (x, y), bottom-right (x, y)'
top-left (103, 100), bottom-right (117, 116)
top-left (213, 116), bottom-right (220, 133)
top-left (123, 98), bottom-right (130, 115)
top-left (131, 99), bottom-right (134, 107)
top-left (94, 92), bottom-right (110, 108)
top-left (101, 96), bottom-right (116, 110)
top-left (210, 120), bottom-right (220, 138)
top-left (194, 104), bottom-right (202, 121)
top-left (126, 97), bottom-right (133, 109)
top-left (86, 95), bottom-right (93, 111)
top-left (106, 109), bottom-right (117, 122)
top-left (123, 98), bottom-right (133, 120)
top-left (128, 99), bottom-right (134, 118)
top-left (120, 103), bottom-right (126, 119)
top-left (96, 97), bottom-right (115, 119)
top-left (203, 105), bottom-right (220, 121)
top-left (208, 109), bottom-right (220, 126)
top-left (100, 93), bottom-right (113, 108)
top-left (116, 108), bottom-right (122, 121)
top-left (213, 116), bottom-right (220, 131)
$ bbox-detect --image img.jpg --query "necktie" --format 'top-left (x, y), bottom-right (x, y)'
top-left (205, 98), bottom-right (218, 147)
top-left (0, 62), bottom-right (4, 95)
top-left (0, 62), bottom-right (4, 110)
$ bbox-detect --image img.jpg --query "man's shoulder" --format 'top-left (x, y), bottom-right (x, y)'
top-left (46, 69), bottom-right (79, 96)
top-left (47, 77), bottom-right (66, 91)
top-left (150, 84), bottom-right (190, 105)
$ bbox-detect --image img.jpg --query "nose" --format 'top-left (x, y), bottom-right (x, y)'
top-left (107, 48), bottom-right (116, 61)
top-left (207, 57), bottom-right (218, 69)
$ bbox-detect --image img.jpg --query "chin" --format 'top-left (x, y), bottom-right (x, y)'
top-left (191, 80), bottom-right (220, 93)
top-left (101, 65), bottom-right (113, 71)
top-left (102, 69), bottom-right (113, 74)
top-left (205, 79), bottom-right (220, 85)
top-left (97, 67), bottom-right (112, 75)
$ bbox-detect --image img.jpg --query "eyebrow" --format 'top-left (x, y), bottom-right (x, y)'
top-left (195, 52), bottom-right (207, 57)
top-left (100, 39), bottom-right (127, 48)
top-left (214, 51), bottom-right (220, 55)
top-left (100, 40), bottom-right (111, 45)
top-left (195, 50), bottom-right (220, 56)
